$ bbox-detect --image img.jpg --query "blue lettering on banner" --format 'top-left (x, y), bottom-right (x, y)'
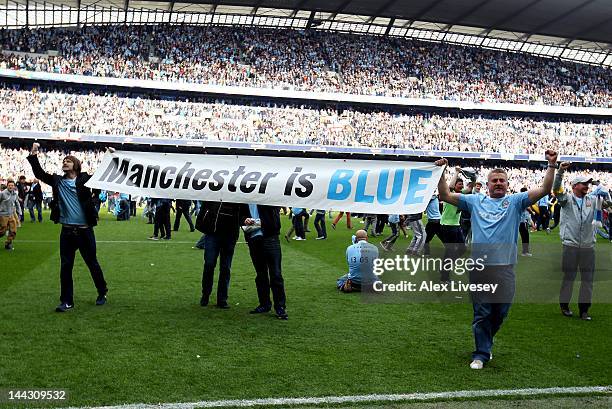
top-left (327, 167), bottom-right (433, 207)
top-left (327, 169), bottom-right (354, 200)
top-left (377, 169), bottom-right (404, 205)
top-left (355, 170), bottom-right (375, 203)
top-left (404, 169), bottom-right (432, 205)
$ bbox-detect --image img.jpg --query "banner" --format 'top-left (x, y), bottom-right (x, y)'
top-left (86, 151), bottom-right (444, 214)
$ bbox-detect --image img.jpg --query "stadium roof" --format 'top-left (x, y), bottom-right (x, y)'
top-left (2, 0), bottom-right (612, 66)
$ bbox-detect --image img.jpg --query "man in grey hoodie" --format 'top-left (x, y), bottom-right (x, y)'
top-left (553, 162), bottom-right (612, 320)
top-left (0, 179), bottom-right (22, 250)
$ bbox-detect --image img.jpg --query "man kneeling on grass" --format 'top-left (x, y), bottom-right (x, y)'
top-left (337, 230), bottom-right (380, 292)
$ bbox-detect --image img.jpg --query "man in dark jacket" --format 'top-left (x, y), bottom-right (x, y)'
top-left (27, 178), bottom-right (44, 222)
top-left (240, 204), bottom-right (288, 320)
top-left (27, 143), bottom-right (108, 312)
top-left (195, 200), bottom-right (243, 308)
top-left (16, 175), bottom-right (27, 222)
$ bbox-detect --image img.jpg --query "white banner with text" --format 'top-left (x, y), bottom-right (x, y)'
top-left (86, 151), bottom-right (443, 214)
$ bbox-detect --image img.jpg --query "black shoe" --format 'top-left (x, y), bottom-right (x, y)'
top-left (190, 228), bottom-right (195, 232)
top-left (561, 308), bottom-right (573, 317)
top-left (200, 296), bottom-right (209, 306)
top-left (275, 307), bottom-right (288, 320)
top-left (5, 242), bottom-right (13, 250)
top-left (95, 295), bottom-right (107, 306)
top-left (249, 305), bottom-right (271, 314)
top-left (55, 302), bottom-right (73, 312)
top-left (162, 236), bottom-right (171, 240)
top-left (580, 312), bottom-right (592, 321)
top-left (216, 302), bottom-right (230, 309)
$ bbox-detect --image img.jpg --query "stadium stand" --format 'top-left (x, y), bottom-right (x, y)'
top-left (1, 25), bottom-right (610, 108)
top-left (0, 86), bottom-right (610, 157)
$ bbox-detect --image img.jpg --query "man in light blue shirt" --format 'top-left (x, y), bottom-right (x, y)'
top-left (337, 230), bottom-right (380, 292)
top-left (436, 150), bottom-right (558, 370)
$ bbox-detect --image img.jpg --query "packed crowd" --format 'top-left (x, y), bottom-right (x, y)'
top-left (1, 147), bottom-right (610, 192)
top-left (2, 88), bottom-right (610, 156)
top-left (1, 25), bottom-right (610, 107)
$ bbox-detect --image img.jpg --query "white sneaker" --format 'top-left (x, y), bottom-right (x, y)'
top-left (521, 252), bottom-right (533, 257)
top-left (295, 237), bottom-right (306, 241)
top-left (470, 359), bottom-right (484, 370)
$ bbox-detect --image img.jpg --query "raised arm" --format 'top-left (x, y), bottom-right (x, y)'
top-left (435, 159), bottom-right (461, 207)
top-left (551, 161), bottom-right (570, 206)
top-left (527, 150), bottom-right (557, 205)
top-left (26, 143), bottom-right (55, 186)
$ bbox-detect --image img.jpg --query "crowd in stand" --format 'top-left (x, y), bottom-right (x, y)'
top-left (2, 88), bottom-right (610, 156)
top-left (1, 147), bottom-right (610, 192)
top-left (1, 25), bottom-right (610, 107)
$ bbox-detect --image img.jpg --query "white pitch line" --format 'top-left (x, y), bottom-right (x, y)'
top-left (47, 385), bottom-right (612, 409)
top-left (18, 240), bottom-right (247, 244)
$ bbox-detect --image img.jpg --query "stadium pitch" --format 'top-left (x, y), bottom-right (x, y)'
top-left (1, 211), bottom-right (611, 408)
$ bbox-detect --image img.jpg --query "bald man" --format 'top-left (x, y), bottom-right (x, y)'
top-left (337, 229), bottom-right (380, 292)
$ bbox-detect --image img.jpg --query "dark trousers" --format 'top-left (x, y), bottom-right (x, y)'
top-left (375, 214), bottom-right (387, 235)
top-left (28, 201), bottom-right (43, 222)
top-left (424, 219), bottom-right (442, 255)
top-left (460, 218), bottom-right (471, 244)
top-left (538, 207), bottom-right (550, 230)
top-left (247, 235), bottom-right (286, 310)
top-left (440, 225), bottom-right (466, 281)
top-left (18, 199), bottom-right (24, 222)
top-left (560, 245), bottom-right (595, 314)
top-left (519, 222), bottom-right (530, 253)
top-left (154, 206), bottom-right (171, 238)
top-left (314, 213), bottom-right (327, 238)
top-left (117, 199), bottom-right (130, 221)
top-left (382, 222), bottom-right (399, 246)
top-left (130, 201), bottom-right (137, 217)
top-left (551, 206), bottom-right (561, 229)
top-left (293, 213), bottom-right (305, 239)
top-left (202, 234), bottom-right (237, 304)
top-left (59, 226), bottom-right (107, 305)
top-left (174, 206), bottom-right (194, 231)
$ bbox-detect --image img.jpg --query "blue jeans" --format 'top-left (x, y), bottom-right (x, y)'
top-left (314, 213), bottom-right (327, 238)
top-left (201, 233), bottom-right (237, 304)
top-left (470, 264), bottom-right (515, 362)
top-left (28, 201), bottom-right (43, 222)
top-left (472, 302), bottom-right (511, 362)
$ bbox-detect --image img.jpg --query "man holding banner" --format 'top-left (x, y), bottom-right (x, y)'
top-left (435, 150), bottom-right (558, 370)
top-left (241, 204), bottom-right (288, 320)
top-left (28, 143), bottom-right (108, 312)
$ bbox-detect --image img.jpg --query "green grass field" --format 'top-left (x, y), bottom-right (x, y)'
top-left (1, 210), bottom-right (611, 409)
